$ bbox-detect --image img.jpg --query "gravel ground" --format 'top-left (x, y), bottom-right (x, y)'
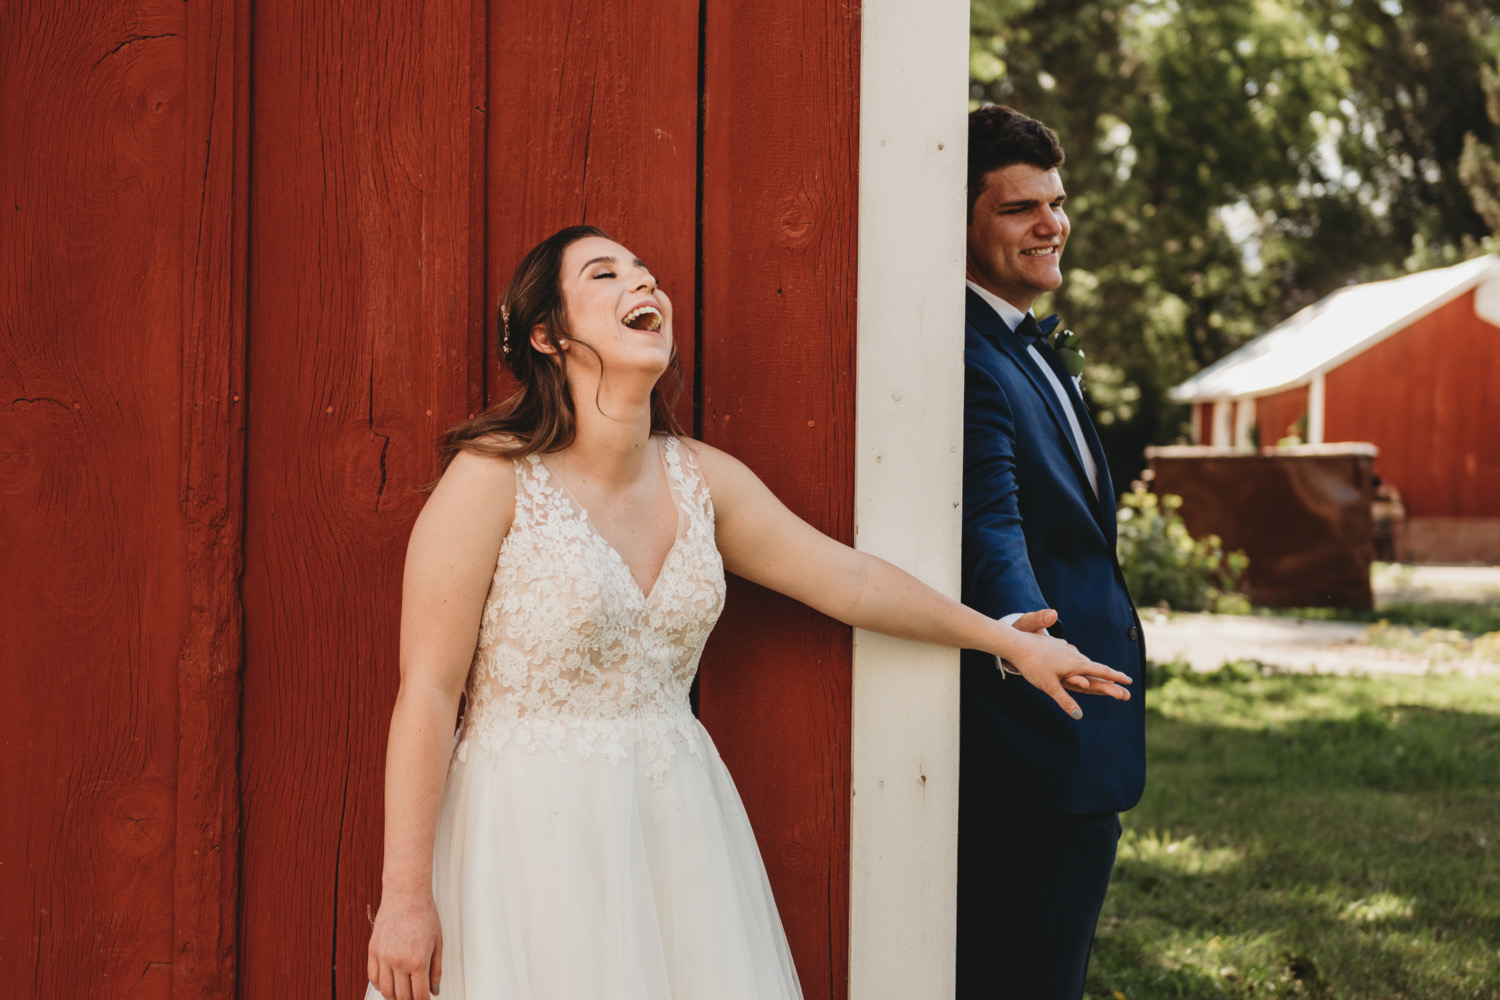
top-left (1371, 562), bottom-right (1500, 604)
top-left (1139, 564), bottom-right (1500, 677)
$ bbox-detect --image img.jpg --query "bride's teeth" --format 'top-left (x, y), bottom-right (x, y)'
top-left (623, 306), bottom-right (662, 331)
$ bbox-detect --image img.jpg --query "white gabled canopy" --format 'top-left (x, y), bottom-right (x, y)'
top-left (1170, 255), bottom-right (1500, 403)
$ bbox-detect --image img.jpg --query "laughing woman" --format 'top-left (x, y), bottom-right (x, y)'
top-left (364, 225), bottom-right (1131, 1000)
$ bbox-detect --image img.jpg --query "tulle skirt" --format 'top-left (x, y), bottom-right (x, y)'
top-left (368, 722), bottom-right (802, 1000)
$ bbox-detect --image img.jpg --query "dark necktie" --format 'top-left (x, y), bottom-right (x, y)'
top-left (1012, 313), bottom-right (1044, 347)
top-left (1011, 313), bottom-right (1062, 349)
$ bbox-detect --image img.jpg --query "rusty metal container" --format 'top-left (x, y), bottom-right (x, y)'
top-left (1144, 444), bottom-right (1379, 608)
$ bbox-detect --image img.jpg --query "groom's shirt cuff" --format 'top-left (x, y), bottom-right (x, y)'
top-left (995, 611), bottom-right (1049, 677)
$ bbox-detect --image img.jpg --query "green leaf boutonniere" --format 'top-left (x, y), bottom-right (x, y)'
top-left (1051, 328), bottom-right (1086, 380)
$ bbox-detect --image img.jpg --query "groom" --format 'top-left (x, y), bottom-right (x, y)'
top-left (957, 105), bottom-right (1147, 998)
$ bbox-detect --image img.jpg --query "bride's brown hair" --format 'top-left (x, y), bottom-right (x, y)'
top-left (436, 225), bottom-right (686, 473)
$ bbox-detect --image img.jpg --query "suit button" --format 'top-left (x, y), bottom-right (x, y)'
top-left (1128, 625), bottom-right (1139, 642)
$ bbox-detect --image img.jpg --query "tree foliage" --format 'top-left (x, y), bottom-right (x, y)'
top-left (970, 0), bottom-right (1500, 485)
top-left (1460, 60), bottom-right (1500, 236)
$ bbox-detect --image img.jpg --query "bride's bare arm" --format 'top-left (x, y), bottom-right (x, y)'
top-left (367, 450), bottom-right (516, 1000)
top-left (691, 442), bottom-right (1131, 719)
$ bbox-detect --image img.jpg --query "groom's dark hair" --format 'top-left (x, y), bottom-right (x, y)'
top-left (968, 105), bottom-right (1066, 221)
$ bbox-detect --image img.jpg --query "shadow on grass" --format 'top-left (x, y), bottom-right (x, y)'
top-left (1086, 672), bottom-right (1500, 999)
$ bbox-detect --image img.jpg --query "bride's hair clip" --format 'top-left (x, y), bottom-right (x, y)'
top-left (500, 304), bottom-right (512, 356)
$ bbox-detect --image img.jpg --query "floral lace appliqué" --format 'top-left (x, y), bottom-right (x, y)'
top-left (454, 437), bottom-right (726, 786)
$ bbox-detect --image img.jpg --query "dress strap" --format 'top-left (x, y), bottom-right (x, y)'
top-left (510, 452), bottom-right (555, 529)
top-left (660, 436), bottom-right (715, 532)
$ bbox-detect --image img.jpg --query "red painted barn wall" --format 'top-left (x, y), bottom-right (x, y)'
top-left (1323, 289), bottom-right (1500, 517)
top-left (485, 0), bottom-right (700, 424)
top-left (1256, 385), bottom-right (1309, 445)
top-left (6, 1), bottom-right (860, 994)
top-left (697, 0), bottom-right (860, 997)
top-left (1196, 402), bottom-right (1214, 445)
top-left (237, 1), bottom-right (484, 993)
top-left (1, 2), bottom-right (248, 997)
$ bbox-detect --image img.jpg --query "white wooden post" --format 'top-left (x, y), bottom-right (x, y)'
top-left (851, 0), bottom-right (969, 995)
top-left (1308, 374), bottom-right (1326, 444)
top-left (1234, 397), bottom-right (1256, 450)
top-left (1211, 399), bottom-right (1232, 448)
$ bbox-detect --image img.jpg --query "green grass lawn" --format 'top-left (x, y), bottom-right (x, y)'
top-left (1088, 665), bottom-right (1500, 999)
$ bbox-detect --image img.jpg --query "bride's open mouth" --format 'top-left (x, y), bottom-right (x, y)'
top-left (622, 304), bottom-right (663, 332)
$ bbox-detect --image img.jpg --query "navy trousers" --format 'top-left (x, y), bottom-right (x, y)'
top-left (955, 809), bottom-right (1122, 1000)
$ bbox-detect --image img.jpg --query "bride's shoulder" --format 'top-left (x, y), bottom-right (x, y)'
top-left (443, 436), bottom-right (523, 481)
top-left (670, 436), bottom-right (733, 472)
top-left (426, 440), bottom-right (520, 527)
top-left (667, 437), bottom-right (763, 503)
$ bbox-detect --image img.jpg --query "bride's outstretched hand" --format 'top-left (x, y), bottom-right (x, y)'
top-left (1000, 613), bottom-right (1133, 720)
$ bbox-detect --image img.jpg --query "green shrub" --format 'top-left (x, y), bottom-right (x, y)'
top-left (1116, 485), bottom-right (1250, 613)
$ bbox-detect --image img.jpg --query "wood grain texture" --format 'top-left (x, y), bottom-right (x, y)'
top-left (0, 2), bottom-right (191, 996)
top-left (697, 0), bottom-right (861, 996)
top-left (173, 2), bottom-right (249, 997)
top-left (485, 0), bottom-right (700, 422)
top-left (1324, 291), bottom-right (1500, 518)
top-left (238, 1), bottom-right (484, 994)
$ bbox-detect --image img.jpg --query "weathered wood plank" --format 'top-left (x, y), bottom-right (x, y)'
top-left (697, 0), bottom-right (861, 996)
top-left (172, 1), bottom-right (250, 997)
top-left (0, 2), bottom-right (191, 996)
top-left (239, 1), bottom-right (484, 993)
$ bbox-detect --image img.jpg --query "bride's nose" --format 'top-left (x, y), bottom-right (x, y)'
top-left (631, 271), bottom-right (657, 294)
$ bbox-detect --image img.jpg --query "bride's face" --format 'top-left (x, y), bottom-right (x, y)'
top-left (545, 236), bottom-right (673, 379)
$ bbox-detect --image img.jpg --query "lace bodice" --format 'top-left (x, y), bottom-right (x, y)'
top-left (454, 436), bottom-right (726, 784)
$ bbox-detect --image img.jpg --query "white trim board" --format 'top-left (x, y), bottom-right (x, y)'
top-left (850, 0), bottom-right (969, 996)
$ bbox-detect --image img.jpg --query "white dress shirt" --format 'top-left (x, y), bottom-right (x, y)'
top-left (967, 281), bottom-right (1099, 497)
top-left (967, 281), bottom-right (1101, 671)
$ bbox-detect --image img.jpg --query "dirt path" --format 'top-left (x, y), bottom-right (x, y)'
top-left (1139, 564), bottom-right (1500, 677)
top-left (1371, 563), bottom-right (1500, 604)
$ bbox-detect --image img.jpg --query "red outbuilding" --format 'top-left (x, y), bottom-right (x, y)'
top-left (1171, 256), bottom-right (1500, 563)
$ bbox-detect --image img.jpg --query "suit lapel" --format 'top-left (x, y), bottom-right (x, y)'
top-left (967, 289), bottom-right (1113, 535)
top-left (1032, 334), bottom-right (1117, 541)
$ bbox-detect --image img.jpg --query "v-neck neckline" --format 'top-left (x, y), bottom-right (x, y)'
top-left (535, 437), bottom-right (684, 603)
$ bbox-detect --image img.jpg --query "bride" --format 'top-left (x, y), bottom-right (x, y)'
top-left (364, 226), bottom-right (1131, 1000)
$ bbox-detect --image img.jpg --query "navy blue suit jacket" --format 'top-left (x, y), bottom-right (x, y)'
top-left (961, 287), bottom-right (1146, 816)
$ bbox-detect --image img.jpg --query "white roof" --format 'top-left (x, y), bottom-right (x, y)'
top-left (1170, 255), bottom-right (1500, 402)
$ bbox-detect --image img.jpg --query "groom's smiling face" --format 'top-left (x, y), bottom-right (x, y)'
top-left (966, 163), bottom-right (1069, 313)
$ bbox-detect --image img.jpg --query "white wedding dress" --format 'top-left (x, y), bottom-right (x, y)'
top-left (368, 436), bottom-right (803, 1000)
